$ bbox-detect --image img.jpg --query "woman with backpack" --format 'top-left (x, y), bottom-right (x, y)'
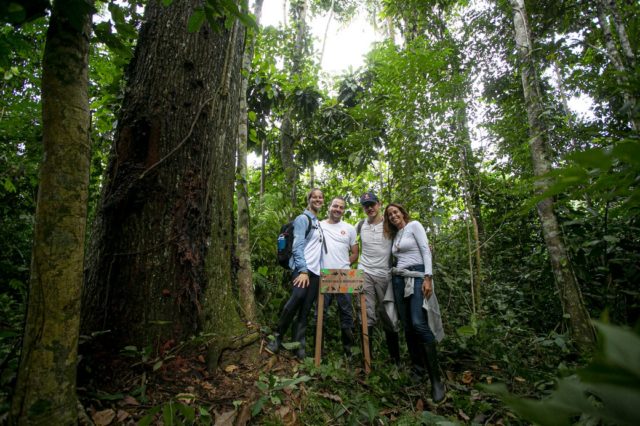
top-left (266, 188), bottom-right (325, 360)
top-left (384, 203), bottom-right (446, 403)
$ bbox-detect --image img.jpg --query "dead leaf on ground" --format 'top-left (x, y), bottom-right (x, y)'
top-left (490, 364), bottom-right (499, 371)
top-left (122, 395), bottom-right (139, 406)
top-left (225, 364), bottom-right (239, 373)
top-left (461, 370), bottom-right (474, 384)
top-left (116, 410), bottom-right (129, 422)
top-left (176, 393), bottom-right (196, 404)
top-left (92, 408), bottom-right (116, 426)
top-left (514, 376), bottom-right (526, 382)
top-left (415, 398), bottom-right (424, 412)
top-left (317, 391), bottom-right (342, 403)
top-left (214, 409), bottom-right (236, 426)
top-left (458, 409), bottom-right (470, 421)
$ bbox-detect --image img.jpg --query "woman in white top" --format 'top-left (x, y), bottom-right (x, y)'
top-left (384, 203), bottom-right (446, 403)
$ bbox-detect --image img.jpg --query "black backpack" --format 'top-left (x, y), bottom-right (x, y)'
top-left (277, 214), bottom-right (312, 269)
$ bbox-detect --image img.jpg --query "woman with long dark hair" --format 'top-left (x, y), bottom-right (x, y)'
top-left (384, 203), bottom-right (445, 402)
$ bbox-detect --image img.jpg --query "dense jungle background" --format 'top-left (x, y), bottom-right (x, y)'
top-left (1, 0), bottom-right (639, 424)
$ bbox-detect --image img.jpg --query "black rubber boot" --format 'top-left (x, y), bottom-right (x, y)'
top-left (385, 330), bottom-right (401, 365)
top-left (341, 327), bottom-right (354, 358)
top-left (424, 342), bottom-right (446, 403)
top-left (293, 321), bottom-right (307, 361)
top-left (265, 333), bottom-right (282, 355)
top-left (365, 326), bottom-right (374, 360)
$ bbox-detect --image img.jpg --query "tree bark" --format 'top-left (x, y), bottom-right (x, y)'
top-left (11, 0), bottom-right (92, 422)
top-left (236, 0), bottom-right (264, 323)
top-left (594, 0), bottom-right (639, 131)
top-left (82, 0), bottom-right (245, 353)
top-left (280, 0), bottom-right (308, 207)
top-left (510, 0), bottom-right (596, 350)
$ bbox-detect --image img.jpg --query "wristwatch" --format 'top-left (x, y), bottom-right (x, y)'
top-left (424, 274), bottom-right (432, 279)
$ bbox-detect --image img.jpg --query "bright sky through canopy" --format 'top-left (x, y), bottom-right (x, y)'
top-left (260, 0), bottom-right (381, 75)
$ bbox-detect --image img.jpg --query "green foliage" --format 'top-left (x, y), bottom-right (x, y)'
top-left (0, 19), bottom-right (44, 321)
top-left (252, 372), bottom-right (312, 417)
top-left (486, 322), bottom-right (640, 426)
top-left (139, 398), bottom-right (213, 426)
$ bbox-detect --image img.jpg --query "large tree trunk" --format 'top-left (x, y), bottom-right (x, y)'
top-left (236, 0), bottom-right (264, 323)
top-left (510, 0), bottom-right (596, 350)
top-left (82, 0), bottom-right (245, 353)
top-left (11, 0), bottom-right (92, 422)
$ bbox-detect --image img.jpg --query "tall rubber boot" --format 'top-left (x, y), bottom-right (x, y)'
top-left (293, 321), bottom-right (307, 361)
top-left (424, 342), bottom-right (446, 403)
top-left (265, 333), bottom-right (283, 355)
top-left (366, 326), bottom-right (374, 361)
top-left (385, 330), bottom-right (401, 365)
top-left (341, 327), bottom-right (354, 358)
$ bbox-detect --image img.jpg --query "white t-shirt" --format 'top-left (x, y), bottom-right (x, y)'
top-left (391, 221), bottom-right (433, 274)
top-left (320, 220), bottom-right (357, 269)
top-left (357, 219), bottom-right (392, 277)
top-left (304, 223), bottom-right (323, 275)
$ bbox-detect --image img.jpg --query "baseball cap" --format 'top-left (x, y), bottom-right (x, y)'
top-left (360, 191), bottom-right (379, 205)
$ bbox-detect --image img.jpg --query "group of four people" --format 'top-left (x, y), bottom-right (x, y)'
top-left (265, 188), bottom-right (445, 402)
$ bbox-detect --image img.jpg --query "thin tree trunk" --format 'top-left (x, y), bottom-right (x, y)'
top-left (595, 0), bottom-right (639, 131)
top-left (11, 0), bottom-right (92, 422)
top-left (280, 0), bottom-right (308, 207)
top-left (465, 213), bottom-right (476, 315)
top-left (552, 60), bottom-right (574, 128)
top-left (599, 0), bottom-right (635, 69)
top-left (510, 0), bottom-right (595, 350)
top-left (319, 0), bottom-right (335, 67)
top-left (260, 138), bottom-right (266, 199)
top-left (236, 0), bottom-right (264, 323)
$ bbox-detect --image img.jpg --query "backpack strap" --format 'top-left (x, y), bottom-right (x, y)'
top-left (303, 213), bottom-right (313, 237)
top-left (356, 219), bottom-right (364, 236)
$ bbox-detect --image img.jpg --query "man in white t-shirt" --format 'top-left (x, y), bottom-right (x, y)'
top-left (357, 191), bottom-right (400, 364)
top-left (319, 197), bottom-right (358, 357)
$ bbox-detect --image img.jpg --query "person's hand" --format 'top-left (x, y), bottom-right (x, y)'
top-left (293, 272), bottom-right (310, 288)
top-left (422, 276), bottom-right (433, 300)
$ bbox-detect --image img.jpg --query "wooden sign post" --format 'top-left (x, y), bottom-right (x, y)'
top-left (315, 268), bottom-right (370, 373)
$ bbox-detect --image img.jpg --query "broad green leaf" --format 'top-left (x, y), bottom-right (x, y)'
top-left (175, 402), bottom-right (195, 422)
top-left (251, 395), bottom-right (268, 416)
top-left (138, 406), bottom-right (161, 426)
top-left (593, 321), bottom-right (640, 377)
top-left (456, 324), bottom-right (477, 337)
top-left (188, 9), bottom-right (206, 33)
top-left (3, 178), bottom-right (16, 192)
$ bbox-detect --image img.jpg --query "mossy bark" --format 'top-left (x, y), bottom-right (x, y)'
top-left (82, 0), bottom-right (245, 353)
top-left (11, 0), bottom-right (92, 423)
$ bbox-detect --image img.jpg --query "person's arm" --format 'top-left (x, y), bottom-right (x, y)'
top-left (348, 226), bottom-right (358, 266)
top-left (291, 214), bottom-right (310, 273)
top-left (411, 222), bottom-right (432, 275)
top-left (411, 222), bottom-right (434, 299)
top-left (349, 243), bottom-right (359, 266)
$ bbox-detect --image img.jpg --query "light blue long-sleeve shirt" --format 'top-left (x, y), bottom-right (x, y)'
top-left (289, 209), bottom-right (318, 272)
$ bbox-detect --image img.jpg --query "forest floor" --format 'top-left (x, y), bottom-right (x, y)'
top-left (77, 328), bottom-right (528, 425)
